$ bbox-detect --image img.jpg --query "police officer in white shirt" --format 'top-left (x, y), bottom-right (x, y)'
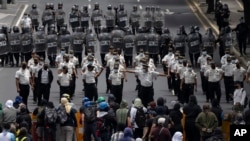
top-left (30, 57), bottom-right (43, 104)
top-left (174, 56), bottom-right (185, 101)
top-left (200, 57), bottom-right (212, 102)
top-left (162, 47), bottom-right (175, 91)
top-left (58, 55), bottom-right (78, 98)
top-left (57, 66), bottom-right (72, 100)
top-left (27, 51), bottom-right (36, 68)
top-left (168, 53), bottom-right (179, 95)
top-left (20, 13), bottom-right (32, 32)
top-left (197, 48), bottom-right (212, 68)
top-left (126, 64), bottom-right (166, 107)
top-left (204, 62), bottom-right (223, 103)
top-left (180, 64), bottom-right (197, 103)
top-left (55, 47), bottom-right (66, 67)
top-left (134, 49), bottom-right (145, 68)
top-left (81, 49), bottom-right (99, 67)
top-left (233, 62), bottom-right (246, 87)
top-left (82, 63), bottom-right (103, 101)
top-left (176, 59), bottom-right (188, 104)
top-left (108, 63), bottom-right (124, 104)
top-left (221, 57), bottom-right (235, 103)
top-left (104, 46), bottom-right (115, 66)
top-left (15, 62), bottom-right (32, 106)
top-left (220, 48), bottom-right (230, 66)
top-left (69, 50), bottom-right (79, 67)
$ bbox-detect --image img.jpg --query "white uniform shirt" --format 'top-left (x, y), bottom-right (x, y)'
top-left (233, 88), bottom-right (246, 105)
top-left (221, 63), bottom-right (235, 77)
top-left (55, 54), bottom-right (64, 64)
top-left (197, 55), bottom-right (211, 68)
top-left (135, 70), bottom-right (159, 87)
top-left (27, 58), bottom-right (34, 68)
top-left (183, 70), bottom-right (196, 84)
top-left (169, 59), bottom-right (178, 73)
top-left (82, 70), bottom-right (96, 84)
top-left (204, 68), bottom-right (223, 82)
top-left (177, 66), bottom-right (187, 80)
top-left (15, 69), bottom-right (31, 85)
top-left (107, 59), bottom-right (116, 71)
top-left (70, 56), bottom-right (79, 66)
top-left (233, 67), bottom-right (246, 82)
top-left (59, 62), bottom-right (75, 75)
top-left (200, 64), bottom-right (211, 73)
top-left (134, 53), bottom-right (145, 67)
top-left (162, 53), bottom-right (175, 67)
top-left (220, 55), bottom-right (230, 66)
top-left (41, 69), bottom-right (49, 84)
top-left (104, 52), bottom-right (114, 62)
top-left (58, 73), bottom-right (71, 86)
top-left (119, 55), bottom-right (126, 64)
top-left (20, 17), bottom-right (32, 28)
top-left (30, 64), bottom-right (43, 78)
top-left (108, 71), bottom-right (124, 85)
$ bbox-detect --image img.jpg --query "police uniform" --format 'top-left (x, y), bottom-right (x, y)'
top-left (174, 59), bottom-right (184, 101)
top-left (55, 5), bottom-right (66, 32)
top-left (162, 52), bottom-right (175, 90)
top-left (30, 63), bottom-right (43, 103)
top-left (233, 67), bottom-right (246, 87)
top-left (15, 68), bottom-right (31, 106)
top-left (80, 6), bottom-right (90, 32)
top-left (200, 63), bottom-right (211, 101)
top-left (134, 53), bottom-right (145, 69)
top-left (221, 60), bottom-right (235, 102)
top-left (99, 30), bottom-right (112, 66)
top-left (220, 53), bottom-right (230, 66)
top-left (129, 5), bottom-right (140, 34)
top-left (29, 4), bottom-right (39, 31)
top-left (57, 72), bottom-right (71, 99)
top-left (168, 58), bottom-right (178, 95)
top-left (176, 62), bottom-right (187, 103)
top-left (197, 53), bottom-right (212, 68)
top-left (204, 67), bottom-right (223, 102)
top-left (55, 53), bottom-right (65, 66)
top-left (181, 69), bottom-right (197, 103)
top-left (109, 69), bottom-right (124, 104)
top-left (69, 6), bottom-right (80, 32)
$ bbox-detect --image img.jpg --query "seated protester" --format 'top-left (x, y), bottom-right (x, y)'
top-left (13, 96), bottom-right (23, 109)
top-left (96, 102), bottom-right (117, 141)
top-left (111, 123), bottom-right (126, 141)
top-left (119, 127), bottom-right (135, 141)
top-left (227, 102), bottom-right (244, 124)
top-left (169, 103), bottom-right (183, 136)
top-left (211, 99), bottom-right (223, 127)
top-left (142, 110), bottom-right (157, 141)
top-left (32, 99), bottom-right (47, 141)
top-left (116, 100), bottom-right (129, 126)
top-left (172, 131), bottom-right (183, 141)
top-left (43, 101), bottom-right (57, 141)
top-left (16, 105), bottom-right (32, 132)
top-left (58, 98), bottom-right (77, 141)
top-left (129, 98), bottom-right (147, 139)
top-left (234, 113), bottom-right (246, 125)
top-left (0, 123), bottom-right (15, 141)
top-left (150, 118), bottom-right (172, 141)
top-left (2, 100), bottom-right (20, 127)
top-left (16, 127), bottom-right (30, 141)
top-left (107, 94), bottom-right (120, 117)
top-left (205, 128), bottom-right (225, 141)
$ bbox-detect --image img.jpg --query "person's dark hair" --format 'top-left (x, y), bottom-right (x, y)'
top-left (173, 103), bottom-right (181, 111)
top-left (157, 97), bottom-right (165, 106)
top-left (3, 123), bottom-right (10, 130)
top-left (212, 99), bottom-right (219, 107)
top-left (47, 101), bottom-right (55, 108)
top-left (38, 99), bottom-right (47, 106)
top-left (116, 123), bottom-right (126, 131)
top-left (188, 95), bottom-right (198, 106)
top-left (19, 127), bottom-right (27, 137)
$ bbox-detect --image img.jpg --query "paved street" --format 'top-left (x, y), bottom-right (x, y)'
top-left (0, 0), bottom-right (249, 116)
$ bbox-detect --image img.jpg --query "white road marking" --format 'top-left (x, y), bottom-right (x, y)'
top-left (88, 4), bottom-right (91, 9)
top-left (137, 0), bottom-right (140, 2)
top-left (165, 9), bottom-right (175, 15)
top-left (139, 5), bottom-right (142, 10)
top-left (236, 0), bottom-right (244, 10)
top-left (15, 4), bottom-right (29, 26)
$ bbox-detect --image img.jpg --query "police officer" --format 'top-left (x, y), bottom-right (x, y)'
top-left (105, 5), bottom-right (115, 32)
top-left (179, 25), bottom-right (188, 36)
top-left (72, 27), bottom-right (85, 66)
top-left (154, 6), bottom-right (164, 35)
top-left (117, 3), bottom-right (128, 30)
top-left (135, 27), bottom-right (148, 54)
top-left (55, 47), bottom-right (66, 67)
top-left (215, 1), bottom-right (223, 30)
top-left (42, 3), bottom-right (54, 32)
top-left (176, 59), bottom-right (188, 104)
top-left (162, 47), bottom-right (175, 91)
top-left (91, 3), bottom-right (103, 35)
top-left (204, 62), bottom-right (223, 103)
top-left (224, 26), bottom-right (233, 53)
top-left (0, 28), bottom-right (7, 67)
top-left (47, 24), bottom-right (58, 67)
top-left (147, 28), bottom-right (160, 64)
top-left (29, 4), bottom-right (39, 31)
top-left (168, 53), bottom-right (179, 96)
top-left (129, 5), bottom-right (140, 34)
top-left (33, 26), bottom-right (46, 60)
top-left (9, 26), bottom-right (22, 67)
top-left (58, 23), bottom-right (70, 35)
top-left (160, 28), bottom-right (172, 58)
top-left (233, 62), bottom-right (246, 87)
top-left (69, 50), bottom-right (79, 68)
top-left (2, 25), bottom-right (11, 66)
top-left (134, 49), bottom-right (145, 68)
top-left (200, 57), bottom-right (212, 102)
top-left (83, 62), bottom-right (104, 101)
top-left (233, 17), bottom-right (249, 56)
top-left (220, 48), bottom-right (230, 66)
top-left (216, 28), bottom-right (227, 58)
top-left (173, 29), bottom-right (186, 57)
top-left (57, 65), bottom-right (72, 99)
top-left (221, 57), bottom-right (235, 103)
top-left (203, 28), bottom-right (216, 58)
top-left (21, 27), bottom-right (33, 63)
top-left (99, 27), bottom-right (112, 66)
top-left (111, 26), bottom-right (125, 50)
top-left (80, 5), bottom-right (90, 32)
top-left (221, 4), bottom-right (230, 28)
top-left (69, 6), bottom-right (80, 32)
top-left (180, 64), bottom-right (197, 104)
top-left (174, 56), bottom-right (185, 101)
top-left (85, 28), bottom-right (97, 55)
top-left (55, 2), bottom-right (66, 33)
top-left (187, 26), bottom-right (201, 67)
top-left (58, 24), bottom-right (71, 53)
top-left (123, 29), bottom-right (135, 67)
top-left (142, 6), bottom-right (153, 33)
top-left (197, 48), bottom-right (212, 69)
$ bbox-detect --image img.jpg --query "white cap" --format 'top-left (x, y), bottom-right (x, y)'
top-left (158, 118), bottom-right (166, 125)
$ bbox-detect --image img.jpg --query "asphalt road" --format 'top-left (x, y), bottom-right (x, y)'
top-left (1, 0), bottom-right (249, 116)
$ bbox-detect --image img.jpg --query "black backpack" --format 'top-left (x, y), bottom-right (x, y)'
top-left (44, 107), bottom-right (58, 124)
top-left (57, 106), bottom-right (68, 124)
top-left (135, 107), bottom-right (146, 128)
top-left (84, 106), bottom-right (96, 123)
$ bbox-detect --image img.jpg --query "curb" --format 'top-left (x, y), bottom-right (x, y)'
top-left (10, 4), bottom-right (28, 27)
top-left (188, 0), bottom-right (248, 67)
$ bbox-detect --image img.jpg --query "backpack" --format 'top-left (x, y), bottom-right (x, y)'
top-left (45, 107), bottom-right (58, 124)
top-left (135, 107), bottom-right (146, 128)
top-left (84, 106), bottom-right (96, 123)
top-left (36, 107), bottom-right (44, 123)
top-left (57, 106), bottom-right (68, 124)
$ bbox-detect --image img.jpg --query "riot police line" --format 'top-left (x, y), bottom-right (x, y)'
top-left (0, 2), bottom-right (235, 68)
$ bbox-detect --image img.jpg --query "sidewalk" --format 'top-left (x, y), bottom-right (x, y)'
top-left (189, 0), bottom-right (250, 67)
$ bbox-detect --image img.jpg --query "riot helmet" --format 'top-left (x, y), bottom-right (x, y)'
top-left (163, 28), bottom-right (170, 34)
top-left (83, 5), bottom-right (88, 12)
top-left (151, 6), bottom-right (155, 12)
top-left (133, 5), bottom-right (138, 11)
top-left (58, 2), bottom-right (63, 9)
top-left (145, 6), bottom-right (150, 12)
top-left (32, 4), bottom-right (37, 9)
top-left (75, 27), bottom-right (82, 32)
top-left (71, 5), bottom-right (76, 12)
top-left (45, 3), bottom-right (50, 9)
top-left (62, 23), bottom-right (68, 29)
top-left (194, 26), bottom-right (200, 32)
top-left (107, 5), bottom-right (112, 10)
top-left (206, 27), bottom-right (213, 35)
top-left (49, 24), bottom-right (56, 31)
top-left (137, 27), bottom-right (144, 33)
top-left (38, 25), bottom-right (44, 31)
top-left (223, 4), bottom-right (228, 10)
top-left (155, 6), bottom-right (161, 12)
top-left (119, 3), bottom-right (124, 11)
top-left (13, 26), bottom-right (20, 33)
top-left (101, 26), bottom-right (108, 33)
top-left (94, 3), bottom-right (100, 10)
top-left (189, 26), bottom-right (195, 34)
top-left (50, 3), bottom-right (54, 10)
top-left (74, 5), bottom-right (79, 11)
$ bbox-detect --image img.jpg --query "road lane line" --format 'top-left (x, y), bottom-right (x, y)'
top-left (15, 4), bottom-right (29, 26)
top-left (235, 0), bottom-right (244, 10)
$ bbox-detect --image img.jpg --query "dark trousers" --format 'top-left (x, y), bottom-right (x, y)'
top-left (85, 83), bottom-right (98, 101)
top-left (238, 37), bottom-right (247, 55)
top-left (224, 76), bottom-right (234, 101)
top-left (111, 85), bottom-right (122, 104)
top-left (100, 53), bottom-right (106, 66)
top-left (167, 69), bottom-right (173, 90)
top-left (139, 86), bottom-right (154, 107)
top-left (74, 52), bottom-right (82, 68)
top-left (0, 54), bottom-right (6, 66)
top-left (106, 68), bottom-right (111, 92)
top-left (201, 73), bottom-right (208, 93)
top-left (94, 27), bottom-right (101, 35)
top-left (38, 83), bottom-right (51, 105)
top-left (107, 27), bottom-right (114, 33)
top-left (70, 74), bottom-right (76, 97)
top-left (19, 84), bottom-right (30, 106)
top-left (183, 84), bottom-right (194, 103)
top-left (208, 81), bottom-right (221, 103)
top-left (6, 53), bottom-right (14, 66)
top-left (21, 52), bottom-right (32, 63)
top-left (207, 0), bottom-right (215, 13)
top-left (44, 127), bottom-right (56, 141)
top-left (57, 24), bottom-right (61, 33)
top-left (33, 78), bottom-right (39, 102)
top-left (36, 52), bottom-right (46, 60)
top-left (132, 26), bottom-right (138, 35)
top-left (59, 86), bottom-right (70, 100)
top-left (189, 52), bottom-right (200, 66)
top-left (13, 53), bottom-right (19, 67)
top-left (124, 55), bottom-right (132, 67)
top-left (48, 55), bottom-right (56, 67)
top-left (219, 46), bottom-right (225, 59)
top-left (84, 122), bottom-right (98, 141)
top-left (32, 25), bottom-right (39, 32)
top-left (185, 121), bottom-right (200, 141)
top-left (174, 78), bottom-right (181, 100)
top-left (170, 72), bottom-right (176, 93)
top-left (134, 128), bottom-right (143, 139)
